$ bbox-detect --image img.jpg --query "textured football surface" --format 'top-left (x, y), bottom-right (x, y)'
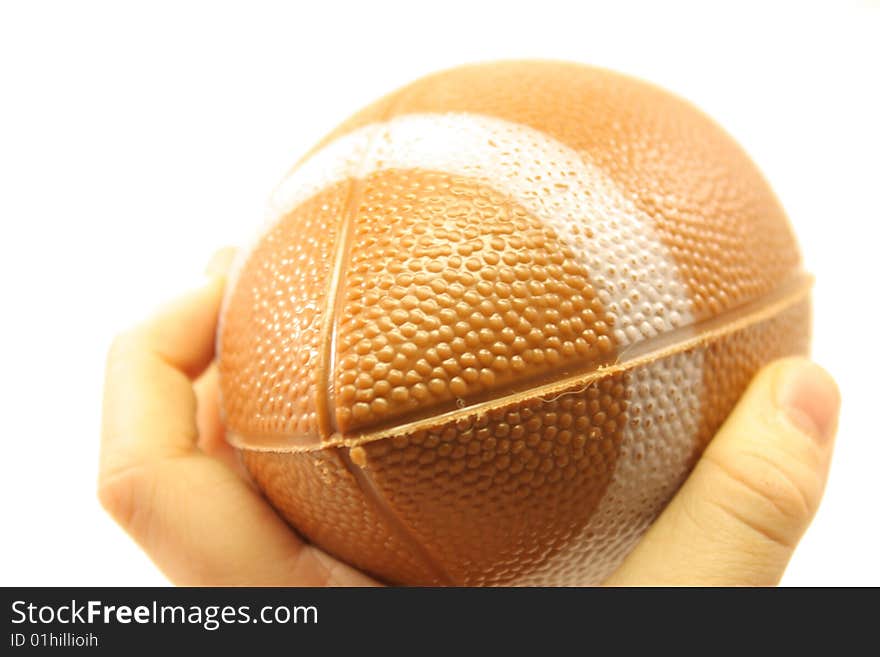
top-left (218, 61), bottom-right (811, 585)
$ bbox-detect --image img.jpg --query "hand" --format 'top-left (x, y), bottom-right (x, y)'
top-left (99, 249), bottom-right (377, 586)
top-left (606, 353), bottom-right (840, 585)
top-left (99, 250), bottom-right (840, 586)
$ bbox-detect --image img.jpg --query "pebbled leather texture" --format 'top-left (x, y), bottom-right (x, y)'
top-left (218, 61), bottom-right (810, 585)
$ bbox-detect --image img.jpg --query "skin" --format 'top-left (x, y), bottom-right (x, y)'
top-left (99, 248), bottom-right (841, 586)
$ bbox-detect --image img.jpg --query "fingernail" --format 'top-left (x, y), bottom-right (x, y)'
top-left (776, 360), bottom-right (841, 444)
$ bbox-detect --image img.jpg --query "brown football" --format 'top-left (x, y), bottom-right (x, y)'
top-left (217, 60), bottom-right (811, 585)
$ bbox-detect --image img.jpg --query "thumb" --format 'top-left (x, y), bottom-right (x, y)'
top-left (606, 356), bottom-right (840, 586)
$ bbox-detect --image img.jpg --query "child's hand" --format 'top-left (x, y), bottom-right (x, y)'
top-left (99, 250), bottom-right (839, 586)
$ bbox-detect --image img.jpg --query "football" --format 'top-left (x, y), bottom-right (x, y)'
top-left (217, 61), bottom-right (811, 585)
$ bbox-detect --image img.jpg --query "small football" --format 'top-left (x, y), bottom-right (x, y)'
top-left (217, 61), bottom-right (811, 585)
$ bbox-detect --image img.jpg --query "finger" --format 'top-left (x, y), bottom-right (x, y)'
top-left (606, 357), bottom-right (840, 586)
top-left (112, 245), bottom-right (234, 386)
top-left (102, 246), bottom-right (236, 477)
top-left (100, 271), bottom-right (376, 585)
top-left (101, 450), bottom-right (377, 585)
top-left (194, 362), bottom-right (243, 475)
top-left (101, 276), bottom-right (227, 480)
top-left (195, 245), bottom-right (241, 472)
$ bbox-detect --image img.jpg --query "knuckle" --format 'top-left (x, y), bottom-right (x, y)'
top-left (97, 468), bottom-right (134, 524)
top-left (97, 466), bottom-right (156, 537)
top-left (97, 479), bottom-right (126, 529)
top-left (703, 446), bottom-right (822, 549)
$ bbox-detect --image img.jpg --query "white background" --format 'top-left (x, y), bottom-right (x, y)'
top-left (1, 0), bottom-right (878, 586)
